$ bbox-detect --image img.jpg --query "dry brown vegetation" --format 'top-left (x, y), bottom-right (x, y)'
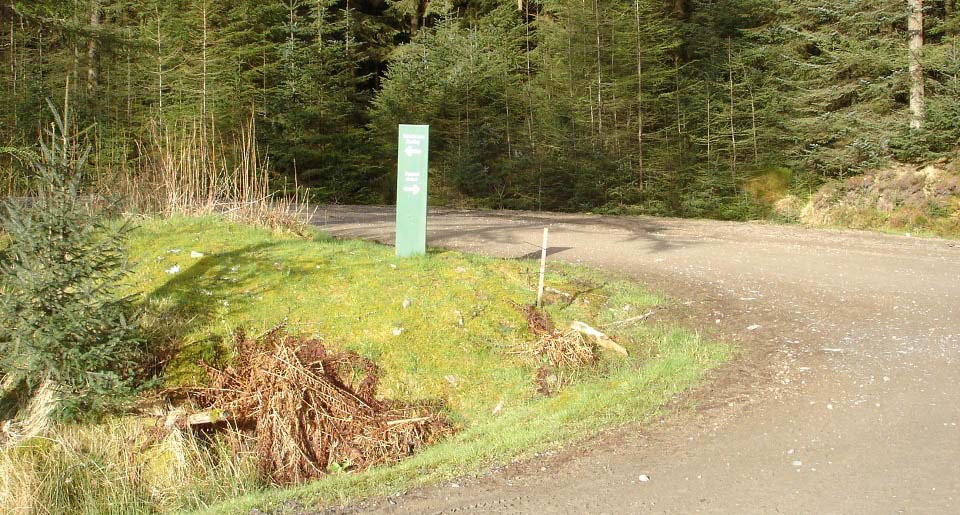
top-left (191, 327), bottom-right (451, 485)
top-left (111, 117), bottom-right (311, 233)
top-left (777, 160), bottom-right (960, 238)
top-left (4, 113), bottom-right (311, 234)
top-left (517, 304), bottom-right (597, 396)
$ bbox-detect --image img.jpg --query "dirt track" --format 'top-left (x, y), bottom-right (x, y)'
top-left (313, 205), bottom-right (960, 514)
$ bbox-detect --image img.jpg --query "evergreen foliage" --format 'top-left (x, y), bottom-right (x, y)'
top-left (0, 103), bottom-right (145, 420)
top-left (0, 0), bottom-right (957, 215)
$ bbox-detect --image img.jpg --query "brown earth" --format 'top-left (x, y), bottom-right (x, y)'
top-left (308, 205), bottom-right (960, 514)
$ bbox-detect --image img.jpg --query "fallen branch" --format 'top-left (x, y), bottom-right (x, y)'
top-left (187, 410), bottom-right (233, 426)
top-left (570, 321), bottom-right (629, 357)
top-left (386, 416), bottom-right (433, 426)
top-left (603, 309), bottom-right (658, 328)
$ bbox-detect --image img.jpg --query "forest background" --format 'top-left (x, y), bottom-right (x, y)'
top-left (1, 0), bottom-right (957, 219)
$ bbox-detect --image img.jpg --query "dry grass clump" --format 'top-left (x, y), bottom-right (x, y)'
top-left (516, 305), bottom-right (597, 396)
top-left (194, 328), bottom-right (451, 485)
top-left (138, 117), bottom-right (312, 233)
top-left (87, 116), bottom-right (311, 234)
top-left (0, 417), bottom-right (258, 514)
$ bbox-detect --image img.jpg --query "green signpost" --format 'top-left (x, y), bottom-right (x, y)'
top-left (395, 124), bottom-right (429, 257)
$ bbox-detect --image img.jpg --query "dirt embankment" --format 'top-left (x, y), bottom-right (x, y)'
top-left (777, 158), bottom-right (960, 237)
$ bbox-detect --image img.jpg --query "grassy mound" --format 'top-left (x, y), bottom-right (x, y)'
top-left (2, 217), bottom-right (731, 513)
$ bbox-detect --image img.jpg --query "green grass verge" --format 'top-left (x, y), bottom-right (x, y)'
top-left (7, 216), bottom-right (729, 513)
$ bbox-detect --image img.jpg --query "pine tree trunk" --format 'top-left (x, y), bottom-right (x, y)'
top-left (87, 0), bottom-right (101, 94)
top-left (156, 9), bottom-right (164, 117)
top-left (316, 0), bottom-right (326, 131)
top-left (908, 0), bottom-right (925, 130)
top-left (126, 46), bottom-right (132, 120)
top-left (201, 0), bottom-right (209, 122)
top-left (524, 0), bottom-right (534, 152)
top-left (37, 21), bottom-right (42, 84)
top-left (727, 38), bottom-right (737, 180)
top-left (674, 55), bottom-right (681, 140)
top-left (749, 85), bottom-right (758, 163)
top-left (634, 0), bottom-right (644, 193)
top-left (593, 0), bottom-right (604, 138)
top-left (609, 22), bottom-right (620, 158)
top-left (706, 84), bottom-right (712, 172)
top-left (504, 68), bottom-right (512, 161)
top-left (10, 15), bottom-right (16, 129)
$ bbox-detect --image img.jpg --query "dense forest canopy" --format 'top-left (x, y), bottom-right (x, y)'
top-left (1, 0), bottom-right (957, 217)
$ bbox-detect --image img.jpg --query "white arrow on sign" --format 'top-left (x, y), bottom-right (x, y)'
top-left (403, 184), bottom-right (421, 195)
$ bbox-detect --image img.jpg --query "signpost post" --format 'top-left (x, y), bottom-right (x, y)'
top-left (395, 124), bottom-right (429, 257)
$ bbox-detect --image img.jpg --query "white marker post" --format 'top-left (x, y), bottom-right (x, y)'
top-left (537, 227), bottom-right (549, 308)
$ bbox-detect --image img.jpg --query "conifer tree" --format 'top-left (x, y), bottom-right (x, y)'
top-left (0, 103), bottom-right (145, 420)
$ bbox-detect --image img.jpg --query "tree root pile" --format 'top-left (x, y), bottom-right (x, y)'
top-left (193, 328), bottom-right (450, 485)
top-left (517, 305), bottom-right (596, 396)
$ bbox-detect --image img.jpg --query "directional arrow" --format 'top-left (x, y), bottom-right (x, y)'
top-left (403, 184), bottom-right (421, 195)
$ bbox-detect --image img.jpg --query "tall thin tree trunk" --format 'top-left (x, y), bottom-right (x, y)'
top-left (126, 42), bottom-right (132, 120)
top-left (634, 0), bottom-right (644, 193)
top-left (201, 0), bottom-right (209, 122)
top-left (87, 0), bottom-right (101, 94)
top-left (674, 55), bottom-right (681, 140)
top-left (588, 83), bottom-right (595, 140)
top-left (10, 16), bottom-right (16, 129)
top-left (609, 21), bottom-right (620, 158)
top-left (73, 43), bottom-right (79, 88)
top-left (593, 0), bottom-right (603, 138)
top-left (566, 12), bottom-right (575, 98)
top-left (504, 68), bottom-right (512, 161)
top-left (908, 0), bottom-right (925, 129)
top-left (261, 48), bottom-right (267, 118)
top-left (952, 39), bottom-right (958, 83)
top-left (344, 0), bottom-right (352, 55)
top-left (706, 83), bottom-right (712, 173)
top-left (524, 0), bottom-right (534, 153)
top-left (727, 38), bottom-right (737, 180)
top-left (749, 84), bottom-right (758, 163)
top-left (38, 22), bottom-right (43, 84)
top-left (316, 0), bottom-right (326, 130)
top-left (156, 9), bottom-right (164, 117)
top-left (411, 0), bottom-right (428, 35)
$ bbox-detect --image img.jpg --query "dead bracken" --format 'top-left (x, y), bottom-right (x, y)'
top-left (191, 327), bottom-right (450, 485)
top-left (517, 304), bottom-right (597, 396)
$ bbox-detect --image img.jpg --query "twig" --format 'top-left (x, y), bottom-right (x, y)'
top-left (386, 416), bottom-right (432, 426)
top-left (602, 309), bottom-right (658, 328)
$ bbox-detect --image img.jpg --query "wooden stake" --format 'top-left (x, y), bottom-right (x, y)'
top-left (537, 227), bottom-right (549, 308)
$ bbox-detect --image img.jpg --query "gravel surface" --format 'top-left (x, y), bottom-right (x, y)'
top-left (311, 205), bottom-right (960, 514)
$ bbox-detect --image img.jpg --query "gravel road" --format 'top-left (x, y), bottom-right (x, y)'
top-left (312, 205), bottom-right (960, 514)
